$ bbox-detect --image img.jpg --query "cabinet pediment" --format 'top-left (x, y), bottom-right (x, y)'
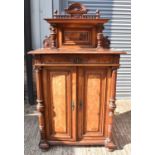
top-left (65, 2), bottom-right (88, 15)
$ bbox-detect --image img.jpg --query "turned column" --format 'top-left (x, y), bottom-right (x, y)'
top-left (97, 33), bottom-right (103, 48)
top-left (96, 9), bottom-right (100, 19)
top-left (105, 67), bottom-right (117, 151)
top-left (50, 25), bottom-right (57, 48)
top-left (34, 66), bottom-right (49, 150)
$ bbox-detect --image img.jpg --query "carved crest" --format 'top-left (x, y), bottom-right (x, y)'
top-left (65, 3), bottom-right (88, 15)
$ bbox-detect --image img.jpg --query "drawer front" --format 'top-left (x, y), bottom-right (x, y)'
top-left (40, 55), bottom-right (119, 65)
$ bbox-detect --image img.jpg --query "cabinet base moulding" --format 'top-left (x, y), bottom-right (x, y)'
top-left (39, 140), bottom-right (116, 152)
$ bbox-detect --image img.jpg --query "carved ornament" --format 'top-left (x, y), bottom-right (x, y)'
top-left (65, 3), bottom-right (88, 15)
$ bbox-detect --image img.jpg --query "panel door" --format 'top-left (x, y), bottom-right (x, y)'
top-left (78, 67), bottom-right (108, 140)
top-left (42, 67), bottom-right (76, 141)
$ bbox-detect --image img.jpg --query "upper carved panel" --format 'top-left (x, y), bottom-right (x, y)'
top-left (43, 2), bottom-right (111, 49)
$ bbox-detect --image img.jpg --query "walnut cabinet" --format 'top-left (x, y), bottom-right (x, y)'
top-left (28, 2), bottom-right (126, 151)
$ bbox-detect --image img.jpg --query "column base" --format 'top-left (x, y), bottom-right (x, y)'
top-left (105, 138), bottom-right (117, 152)
top-left (39, 140), bottom-right (50, 151)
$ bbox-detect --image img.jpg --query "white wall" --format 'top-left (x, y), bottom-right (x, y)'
top-left (30, 0), bottom-right (53, 49)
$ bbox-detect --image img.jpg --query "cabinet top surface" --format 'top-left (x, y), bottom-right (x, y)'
top-left (28, 48), bottom-right (127, 55)
top-left (44, 18), bottom-right (109, 24)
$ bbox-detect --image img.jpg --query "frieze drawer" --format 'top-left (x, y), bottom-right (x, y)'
top-left (40, 55), bottom-right (119, 64)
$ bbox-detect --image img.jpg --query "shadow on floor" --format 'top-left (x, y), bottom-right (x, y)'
top-left (112, 111), bottom-right (131, 150)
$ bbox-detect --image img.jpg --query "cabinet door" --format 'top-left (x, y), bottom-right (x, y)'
top-left (42, 67), bottom-right (76, 141)
top-left (78, 67), bottom-right (108, 140)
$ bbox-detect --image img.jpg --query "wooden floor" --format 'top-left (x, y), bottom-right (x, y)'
top-left (24, 100), bottom-right (131, 155)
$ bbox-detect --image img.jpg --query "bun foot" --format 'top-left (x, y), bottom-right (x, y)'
top-left (106, 142), bottom-right (117, 152)
top-left (39, 141), bottom-right (50, 151)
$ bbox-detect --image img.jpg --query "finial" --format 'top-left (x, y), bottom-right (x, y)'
top-left (96, 9), bottom-right (100, 19)
top-left (54, 10), bottom-right (58, 15)
top-left (53, 10), bottom-right (58, 18)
